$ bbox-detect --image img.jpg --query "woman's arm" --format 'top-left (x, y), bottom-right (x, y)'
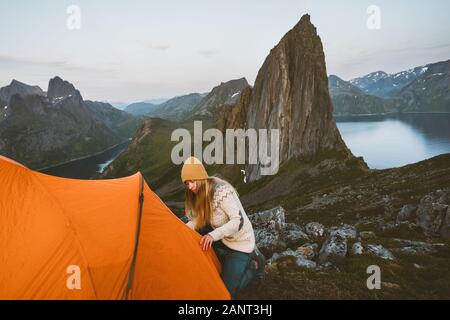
top-left (185, 209), bottom-right (197, 230)
top-left (186, 220), bottom-right (196, 230)
top-left (208, 187), bottom-right (243, 241)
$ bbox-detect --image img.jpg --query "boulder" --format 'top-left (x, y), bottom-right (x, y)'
top-left (295, 256), bottom-right (317, 269)
top-left (351, 242), bottom-right (364, 255)
top-left (305, 222), bottom-right (325, 238)
top-left (329, 224), bottom-right (357, 240)
top-left (390, 239), bottom-right (445, 255)
top-left (296, 243), bottom-right (319, 260)
top-left (318, 233), bottom-right (347, 265)
top-left (250, 206), bottom-right (310, 257)
top-left (249, 206), bottom-right (286, 229)
top-left (253, 229), bottom-right (286, 257)
top-left (270, 249), bottom-right (316, 269)
top-left (415, 189), bottom-right (450, 238)
top-left (366, 244), bottom-right (395, 260)
top-left (382, 282), bottom-right (401, 289)
top-left (397, 204), bottom-right (417, 222)
top-left (360, 231), bottom-right (376, 240)
top-left (282, 223), bottom-right (310, 248)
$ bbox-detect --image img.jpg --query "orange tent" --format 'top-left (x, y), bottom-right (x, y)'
top-left (0, 155), bottom-right (230, 300)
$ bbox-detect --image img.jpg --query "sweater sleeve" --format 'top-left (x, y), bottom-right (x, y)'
top-left (186, 220), bottom-right (196, 230)
top-left (208, 186), bottom-right (243, 241)
top-left (185, 209), bottom-right (197, 231)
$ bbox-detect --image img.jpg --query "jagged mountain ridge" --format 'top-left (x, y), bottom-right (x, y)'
top-left (392, 60), bottom-right (450, 112)
top-left (0, 80), bottom-right (44, 107)
top-left (329, 60), bottom-right (450, 115)
top-left (350, 65), bottom-right (430, 98)
top-left (189, 78), bottom-right (248, 120)
top-left (0, 77), bottom-right (141, 169)
top-left (328, 75), bottom-right (389, 115)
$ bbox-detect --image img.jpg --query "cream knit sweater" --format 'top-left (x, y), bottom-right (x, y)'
top-left (186, 183), bottom-right (256, 254)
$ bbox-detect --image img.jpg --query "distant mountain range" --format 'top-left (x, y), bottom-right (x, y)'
top-left (124, 102), bottom-right (159, 116)
top-left (349, 65), bottom-right (430, 98)
top-left (109, 102), bottom-right (129, 110)
top-left (0, 77), bottom-right (141, 169)
top-left (144, 98), bottom-right (170, 105)
top-left (329, 75), bottom-right (389, 116)
top-left (329, 59), bottom-right (450, 115)
top-left (122, 79), bottom-right (247, 123)
top-left (147, 93), bottom-right (204, 122)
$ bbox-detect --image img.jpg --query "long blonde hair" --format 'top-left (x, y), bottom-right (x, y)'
top-left (185, 176), bottom-right (237, 230)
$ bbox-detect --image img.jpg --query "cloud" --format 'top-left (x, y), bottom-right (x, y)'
top-left (0, 53), bottom-right (116, 74)
top-left (334, 40), bottom-right (450, 77)
top-left (0, 54), bottom-right (67, 68)
top-left (197, 49), bottom-right (219, 58)
top-left (148, 44), bottom-right (170, 51)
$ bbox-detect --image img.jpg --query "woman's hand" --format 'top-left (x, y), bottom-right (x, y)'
top-left (200, 234), bottom-right (214, 251)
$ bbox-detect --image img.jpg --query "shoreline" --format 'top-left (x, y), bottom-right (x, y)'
top-left (36, 139), bottom-right (131, 171)
top-left (335, 111), bottom-right (450, 118)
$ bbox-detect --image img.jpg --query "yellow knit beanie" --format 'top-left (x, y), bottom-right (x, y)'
top-left (181, 156), bottom-right (209, 183)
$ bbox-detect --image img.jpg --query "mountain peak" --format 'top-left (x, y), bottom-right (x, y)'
top-left (8, 79), bottom-right (41, 90)
top-left (10, 79), bottom-right (25, 86)
top-left (294, 14), bottom-right (312, 29)
top-left (291, 13), bottom-right (317, 35)
top-left (0, 80), bottom-right (44, 106)
top-left (220, 14), bottom-right (358, 182)
top-left (47, 77), bottom-right (77, 101)
top-left (329, 74), bottom-right (344, 82)
top-left (190, 77), bottom-right (249, 119)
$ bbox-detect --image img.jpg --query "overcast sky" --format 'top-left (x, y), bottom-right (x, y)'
top-left (0, 0), bottom-right (449, 103)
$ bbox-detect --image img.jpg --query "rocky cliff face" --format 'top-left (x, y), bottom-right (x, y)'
top-left (216, 86), bottom-right (252, 132)
top-left (0, 80), bottom-right (44, 107)
top-left (189, 78), bottom-right (248, 119)
top-left (47, 76), bottom-right (77, 101)
top-left (217, 15), bottom-right (353, 182)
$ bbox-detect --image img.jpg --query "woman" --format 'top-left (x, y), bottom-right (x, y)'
top-left (181, 156), bottom-right (265, 298)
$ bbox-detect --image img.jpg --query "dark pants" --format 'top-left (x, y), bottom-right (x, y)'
top-left (211, 238), bottom-right (255, 299)
top-left (182, 217), bottom-right (256, 298)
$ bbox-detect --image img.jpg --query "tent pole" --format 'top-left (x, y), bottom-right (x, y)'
top-left (124, 174), bottom-right (145, 299)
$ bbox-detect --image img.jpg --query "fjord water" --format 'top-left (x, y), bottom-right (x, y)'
top-left (41, 141), bottom-right (130, 179)
top-left (336, 113), bottom-right (450, 169)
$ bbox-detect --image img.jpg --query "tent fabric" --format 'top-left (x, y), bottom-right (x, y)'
top-left (0, 155), bottom-right (230, 300)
